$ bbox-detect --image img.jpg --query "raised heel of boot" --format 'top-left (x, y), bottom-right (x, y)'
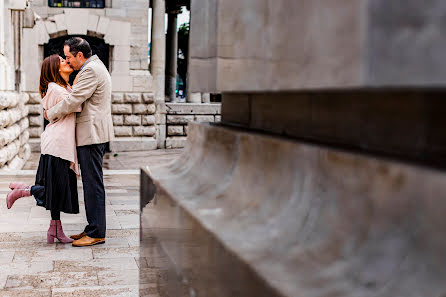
top-left (47, 234), bottom-right (55, 244)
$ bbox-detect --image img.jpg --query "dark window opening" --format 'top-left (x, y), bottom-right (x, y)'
top-left (48, 0), bottom-right (105, 8)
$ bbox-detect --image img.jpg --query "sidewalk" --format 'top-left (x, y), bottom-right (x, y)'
top-left (0, 149), bottom-right (183, 296)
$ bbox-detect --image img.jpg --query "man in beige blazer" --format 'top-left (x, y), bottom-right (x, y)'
top-left (47, 37), bottom-right (114, 247)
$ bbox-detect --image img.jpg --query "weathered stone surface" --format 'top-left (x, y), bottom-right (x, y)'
top-left (167, 126), bottom-right (184, 136)
top-left (156, 124), bottom-right (166, 149)
top-left (132, 71), bottom-right (152, 92)
top-left (147, 104), bottom-right (156, 115)
top-left (28, 93), bottom-right (41, 104)
top-left (0, 106), bottom-right (28, 128)
top-left (111, 74), bottom-right (133, 92)
top-left (201, 93), bottom-right (210, 103)
top-left (132, 104), bottom-right (147, 114)
top-left (113, 45), bottom-right (131, 62)
top-left (187, 92), bottom-right (201, 103)
top-left (124, 93), bottom-right (142, 103)
top-left (112, 104), bottom-right (132, 114)
top-left (215, 115), bottom-right (221, 122)
top-left (35, 19), bottom-right (50, 45)
top-left (87, 13), bottom-right (99, 33)
top-left (6, 143), bottom-right (31, 170)
top-left (65, 10), bottom-right (89, 35)
top-left (112, 115), bottom-right (124, 126)
top-left (142, 122), bottom-right (446, 297)
top-left (165, 103), bottom-right (221, 115)
top-left (133, 126), bottom-right (156, 137)
top-left (0, 118), bottom-right (29, 146)
top-left (113, 126), bottom-right (132, 137)
top-left (190, 0), bottom-right (446, 92)
top-left (28, 127), bottom-right (43, 138)
top-left (0, 93), bottom-right (19, 109)
top-left (142, 93), bottom-right (154, 104)
top-left (109, 137), bottom-right (157, 152)
top-left (112, 61), bottom-right (130, 75)
top-left (124, 115), bottom-right (141, 126)
top-left (54, 13), bottom-right (67, 32)
top-left (166, 115), bottom-right (194, 125)
top-left (28, 104), bottom-right (43, 115)
top-left (165, 137), bottom-right (187, 149)
top-left (0, 138), bottom-right (20, 166)
top-left (29, 115), bottom-right (42, 127)
top-left (111, 93), bottom-right (124, 104)
top-left (142, 115), bottom-right (156, 126)
top-left (43, 20), bottom-right (57, 35)
top-left (155, 113), bottom-right (166, 125)
top-left (194, 115), bottom-right (214, 123)
top-left (96, 16), bottom-right (110, 35)
top-left (105, 20), bottom-right (131, 46)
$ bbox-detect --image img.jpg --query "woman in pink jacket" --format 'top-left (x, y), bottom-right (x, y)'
top-left (6, 54), bottom-right (80, 244)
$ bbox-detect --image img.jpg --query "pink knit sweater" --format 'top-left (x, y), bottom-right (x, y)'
top-left (40, 82), bottom-right (81, 176)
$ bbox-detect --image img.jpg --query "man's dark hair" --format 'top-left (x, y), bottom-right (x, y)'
top-left (64, 37), bottom-right (92, 59)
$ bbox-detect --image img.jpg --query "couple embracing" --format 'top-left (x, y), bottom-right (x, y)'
top-left (6, 37), bottom-right (114, 247)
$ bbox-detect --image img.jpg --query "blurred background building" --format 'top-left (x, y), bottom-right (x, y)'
top-left (0, 0), bottom-right (221, 171)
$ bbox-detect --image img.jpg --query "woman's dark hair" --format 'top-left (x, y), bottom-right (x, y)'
top-left (39, 54), bottom-right (68, 98)
top-left (64, 37), bottom-right (92, 59)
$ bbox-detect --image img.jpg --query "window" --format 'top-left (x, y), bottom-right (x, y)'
top-left (48, 0), bottom-right (105, 8)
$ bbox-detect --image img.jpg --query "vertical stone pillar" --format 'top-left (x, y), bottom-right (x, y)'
top-left (165, 11), bottom-right (178, 102)
top-left (151, 0), bottom-right (166, 104)
top-left (11, 10), bottom-right (22, 91)
top-left (151, 0), bottom-right (166, 148)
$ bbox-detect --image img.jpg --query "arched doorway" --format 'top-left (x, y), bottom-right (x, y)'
top-left (44, 35), bottom-right (110, 85)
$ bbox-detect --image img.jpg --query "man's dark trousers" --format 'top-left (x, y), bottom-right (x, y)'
top-left (77, 143), bottom-right (107, 238)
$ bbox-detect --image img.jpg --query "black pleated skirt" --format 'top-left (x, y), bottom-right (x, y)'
top-left (34, 154), bottom-right (79, 214)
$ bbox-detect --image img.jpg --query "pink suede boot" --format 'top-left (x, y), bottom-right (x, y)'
top-left (9, 182), bottom-right (27, 190)
top-left (47, 220), bottom-right (73, 244)
top-left (6, 186), bottom-right (31, 209)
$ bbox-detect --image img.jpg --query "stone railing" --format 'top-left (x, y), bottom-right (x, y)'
top-left (0, 92), bottom-right (31, 170)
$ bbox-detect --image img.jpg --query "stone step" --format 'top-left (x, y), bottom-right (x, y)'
top-left (141, 122), bottom-right (446, 297)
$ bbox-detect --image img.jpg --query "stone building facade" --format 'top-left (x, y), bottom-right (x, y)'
top-left (22, 0), bottom-right (221, 151)
top-left (24, 0), bottom-right (157, 151)
top-left (0, 1), bottom-right (31, 170)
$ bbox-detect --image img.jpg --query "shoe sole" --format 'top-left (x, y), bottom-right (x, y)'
top-left (72, 241), bottom-right (105, 247)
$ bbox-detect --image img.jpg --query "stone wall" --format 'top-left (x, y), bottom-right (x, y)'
top-left (0, 92), bottom-right (31, 170)
top-left (165, 103), bottom-right (221, 149)
top-left (111, 92), bottom-right (156, 137)
top-left (0, 1), bottom-right (31, 170)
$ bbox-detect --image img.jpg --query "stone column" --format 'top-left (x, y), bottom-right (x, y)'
top-left (165, 11), bottom-right (178, 102)
top-left (11, 10), bottom-right (22, 91)
top-left (151, 0), bottom-right (167, 148)
top-left (151, 0), bottom-right (166, 104)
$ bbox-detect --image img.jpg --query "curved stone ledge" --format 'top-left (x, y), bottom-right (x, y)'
top-left (142, 122), bottom-right (446, 297)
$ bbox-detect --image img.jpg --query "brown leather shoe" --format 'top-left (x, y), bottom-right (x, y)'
top-left (72, 236), bottom-right (105, 247)
top-left (70, 232), bottom-right (86, 240)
